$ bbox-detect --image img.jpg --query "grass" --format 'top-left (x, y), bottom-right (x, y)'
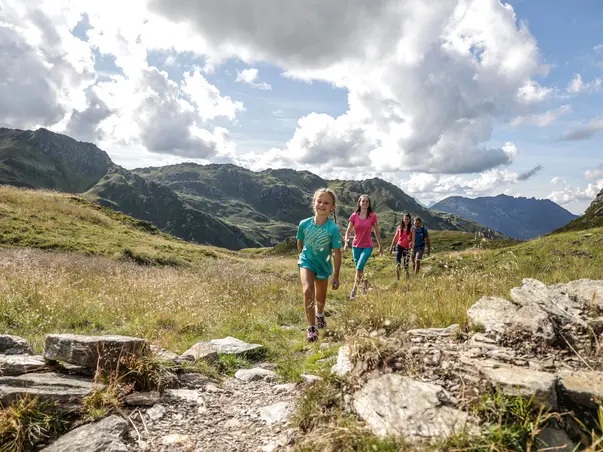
top-left (1, 186), bottom-right (603, 450)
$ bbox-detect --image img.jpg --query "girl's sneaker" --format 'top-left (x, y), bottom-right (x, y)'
top-left (362, 279), bottom-right (368, 294)
top-left (306, 326), bottom-right (319, 342)
top-left (349, 286), bottom-right (357, 300)
top-left (316, 315), bottom-right (327, 329)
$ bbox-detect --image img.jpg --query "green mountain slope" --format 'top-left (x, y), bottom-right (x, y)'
top-left (0, 128), bottom-right (258, 250)
top-left (0, 127), bottom-right (113, 192)
top-left (553, 187), bottom-right (603, 233)
top-left (134, 164), bottom-right (507, 243)
top-left (431, 194), bottom-right (578, 240)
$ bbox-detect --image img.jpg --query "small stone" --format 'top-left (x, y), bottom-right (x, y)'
top-left (558, 371), bottom-right (603, 409)
top-left (535, 428), bottom-right (577, 451)
top-left (161, 434), bottom-right (194, 449)
top-left (150, 345), bottom-right (179, 362)
top-left (147, 404), bottom-right (167, 421)
top-left (369, 330), bottom-right (379, 338)
top-left (331, 345), bottom-right (352, 377)
top-left (234, 368), bottom-right (277, 382)
top-left (124, 391), bottom-right (160, 406)
top-left (224, 417), bottom-right (242, 429)
top-left (209, 336), bottom-right (264, 357)
top-left (164, 389), bottom-right (203, 404)
top-left (259, 402), bottom-right (292, 424)
top-left (274, 383), bottom-right (296, 393)
top-left (178, 373), bottom-right (218, 388)
top-left (300, 374), bottom-right (323, 383)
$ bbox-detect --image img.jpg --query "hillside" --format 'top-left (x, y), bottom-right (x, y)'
top-left (133, 163), bottom-right (507, 243)
top-left (554, 186), bottom-right (603, 233)
top-left (0, 128), bottom-right (258, 250)
top-left (0, 185), bottom-right (222, 263)
top-left (431, 194), bottom-right (578, 239)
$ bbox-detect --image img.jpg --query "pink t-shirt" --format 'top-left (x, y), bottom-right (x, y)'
top-left (397, 226), bottom-right (411, 249)
top-left (349, 212), bottom-right (378, 248)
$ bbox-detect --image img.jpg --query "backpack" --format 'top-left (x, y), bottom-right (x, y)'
top-left (414, 226), bottom-right (427, 247)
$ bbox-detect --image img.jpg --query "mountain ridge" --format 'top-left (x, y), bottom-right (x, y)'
top-left (431, 193), bottom-right (578, 240)
top-left (1, 127), bottom-right (508, 248)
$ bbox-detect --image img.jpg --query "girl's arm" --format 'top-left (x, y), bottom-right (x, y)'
top-left (343, 222), bottom-right (353, 251)
top-left (332, 248), bottom-right (341, 290)
top-left (411, 229), bottom-right (415, 251)
top-left (373, 222), bottom-right (383, 255)
top-left (390, 229), bottom-right (399, 253)
top-left (297, 240), bottom-right (303, 253)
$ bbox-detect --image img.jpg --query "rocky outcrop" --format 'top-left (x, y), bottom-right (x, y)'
top-left (0, 334), bottom-right (34, 355)
top-left (0, 372), bottom-right (95, 406)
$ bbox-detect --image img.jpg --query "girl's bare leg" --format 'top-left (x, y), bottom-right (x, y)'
top-left (315, 278), bottom-right (329, 316)
top-left (300, 268), bottom-right (317, 326)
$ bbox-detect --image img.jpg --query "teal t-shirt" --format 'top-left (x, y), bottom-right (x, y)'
top-left (296, 217), bottom-right (342, 279)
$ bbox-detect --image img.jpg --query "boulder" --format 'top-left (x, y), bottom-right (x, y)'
top-left (561, 279), bottom-right (603, 312)
top-left (234, 368), bottom-right (277, 382)
top-left (44, 334), bottom-right (148, 369)
top-left (461, 358), bottom-right (558, 409)
top-left (557, 371), bottom-right (603, 410)
top-left (354, 374), bottom-right (469, 440)
top-left (0, 372), bottom-right (95, 407)
top-left (510, 279), bottom-right (585, 327)
top-left (41, 415), bottom-right (128, 452)
top-left (0, 335), bottom-right (34, 355)
top-left (331, 345), bottom-right (352, 377)
top-left (513, 304), bottom-right (556, 344)
top-left (150, 345), bottom-right (180, 362)
top-left (0, 354), bottom-right (47, 376)
top-left (181, 342), bottom-right (219, 363)
top-left (467, 296), bottom-right (517, 336)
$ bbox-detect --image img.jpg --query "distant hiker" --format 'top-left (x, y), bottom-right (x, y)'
top-left (390, 213), bottom-right (413, 280)
top-left (412, 217), bottom-right (430, 275)
top-left (343, 194), bottom-right (383, 299)
top-left (297, 188), bottom-right (342, 342)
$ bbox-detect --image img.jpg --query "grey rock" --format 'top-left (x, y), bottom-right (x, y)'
top-left (209, 336), bottom-right (264, 357)
top-left (44, 334), bottom-right (148, 369)
top-left (331, 345), bottom-right (352, 377)
top-left (235, 368), bottom-right (277, 382)
top-left (561, 279), bottom-right (603, 311)
top-left (514, 303), bottom-right (556, 344)
top-left (300, 374), bottom-right (323, 383)
top-left (150, 345), bottom-right (179, 362)
top-left (558, 371), bottom-right (603, 409)
top-left (510, 279), bottom-right (585, 327)
top-left (147, 404), bottom-right (167, 421)
top-left (467, 296), bottom-right (517, 336)
top-left (259, 401), bottom-right (292, 424)
top-left (160, 433), bottom-right (194, 448)
top-left (0, 335), bottom-right (34, 355)
top-left (124, 391), bottom-right (160, 406)
top-left (535, 428), bottom-right (577, 451)
top-left (354, 374), bottom-right (469, 440)
top-left (41, 415), bottom-right (128, 452)
top-left (274, 383), bottom-right (296, 393)
top-left (181, 342), bottom-right (219, 363)
top-left (178, 373), bottom-right (219, 388)
top-left (0, 372), bottom-right (95, 407)
top-left (463, 358), bottom-right (558, 409)
top-left (0, 354), bottom-right (46, 376)
top-left (164, 389), bottom-right (203, 404)
top-left (408, 324), bottom-right (461, 338)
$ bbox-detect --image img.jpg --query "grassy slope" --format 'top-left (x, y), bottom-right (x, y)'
top-left (1, 185), bottom-right (601, 376)
top-left (553, 190), bottom-right (603, 233)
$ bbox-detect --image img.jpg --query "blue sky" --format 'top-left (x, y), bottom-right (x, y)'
top-left (2, 0), bottom-right (602, 214)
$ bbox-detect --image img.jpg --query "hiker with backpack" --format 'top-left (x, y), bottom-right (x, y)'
top-left (297, 188), bottom-right (342, 342)
top-left (412, 217), bottom-right (430, 275)
top-left (389, 213), bottom-right (413, 280)
top-left (343, 194), bottom-right (383, 299)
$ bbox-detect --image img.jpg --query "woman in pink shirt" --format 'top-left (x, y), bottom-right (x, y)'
top-left (343, 194), bottom-right (383, 299)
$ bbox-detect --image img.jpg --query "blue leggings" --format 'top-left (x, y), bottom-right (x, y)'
top-left (352, 247), bottom-right (373, 271)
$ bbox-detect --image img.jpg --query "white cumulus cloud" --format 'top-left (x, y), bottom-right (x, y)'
top-left (567, 73), bottom-right (602, 95)
top-left (235, 68), bottom-right (272, 90)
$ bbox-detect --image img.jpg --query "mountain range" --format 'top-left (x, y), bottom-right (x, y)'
top-left (431, 194), bottom-right (578, 240)
top-left (0, 127), bottom-right (585, 249)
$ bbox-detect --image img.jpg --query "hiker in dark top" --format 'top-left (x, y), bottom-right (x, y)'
top-left (411, 217), bottom-right (430, 275)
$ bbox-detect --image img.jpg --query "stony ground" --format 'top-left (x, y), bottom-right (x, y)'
top-left (125, 371), bottom-right (299, 452)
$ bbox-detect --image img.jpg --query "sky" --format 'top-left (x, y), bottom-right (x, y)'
top-left (1, 0), bottom-right (602, 214)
